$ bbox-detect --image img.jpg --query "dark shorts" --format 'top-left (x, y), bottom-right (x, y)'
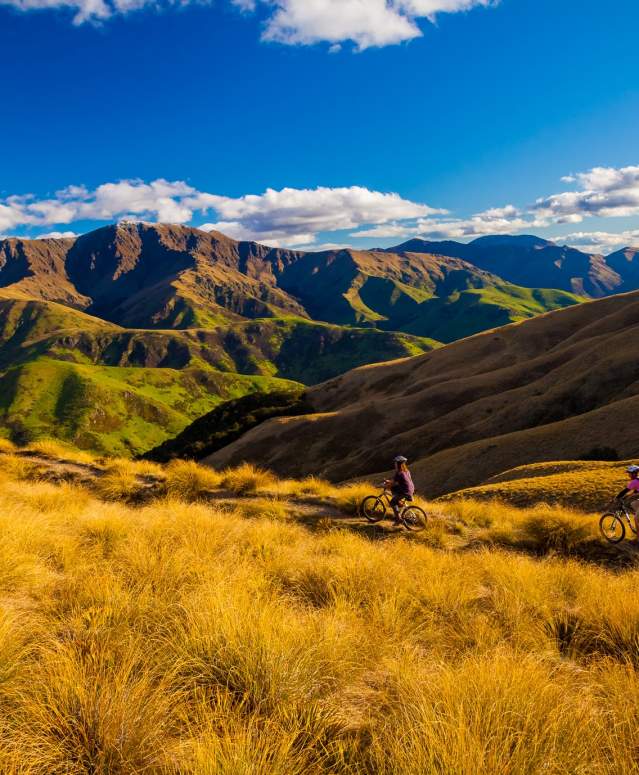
top-left (390, 492), bottom-right (413, 508)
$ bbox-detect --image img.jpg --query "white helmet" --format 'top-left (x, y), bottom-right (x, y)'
top-left (394, 455), bottom-right (408, 464)
top-left (627, 465), bottom-right (639, 474)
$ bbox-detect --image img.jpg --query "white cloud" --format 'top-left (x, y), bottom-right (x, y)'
top-left (0, 179), bottom-right (199, 231)
top-left (1, 0), bottom-right (157, 23)
top-left (1, 180), bottom-right (436, 248)
top-left (251, 0), bottom-right (496, 50)
top-left (2, 0), bottom-right (496, 43)
top-left (351, 222), bottom-right (417, 239)
top-left (535, 165), bottom-right (639, 222)
top-left (191, 186), bottom-right (437, 244)
top-left (352, 203), bottom-right (547, 241)
top-left (5, 167), bottom-right (639, 253)
top-left (560, 230), bottom-right (639, 254)
top-left (36, 230), bottom-right (79, 239)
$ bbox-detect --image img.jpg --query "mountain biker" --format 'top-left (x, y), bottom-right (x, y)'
top-left (614, 464), bottom-right (639, 541)
top-left (384, 455), bottom-right (415, 524)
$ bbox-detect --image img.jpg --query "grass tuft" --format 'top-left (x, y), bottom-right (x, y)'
top-left (165, 460), bottom-right (222, 501)
top-left (221, 463), bottom-right (277, 496)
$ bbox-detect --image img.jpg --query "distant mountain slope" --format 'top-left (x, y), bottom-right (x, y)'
top-left (387, 235), bottom-right (623, 297)
top-left (0, 223), bottom-right (583, 342)
top-left (272, 246), bottom-right (582, 342)
top-left (0, 293), bottom-right (436, 380)
top-left (204, 291), bottom-right (639, 495)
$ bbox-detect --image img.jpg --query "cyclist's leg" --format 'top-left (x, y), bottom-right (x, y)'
top-left (389, 494), bottom-right (402, 522)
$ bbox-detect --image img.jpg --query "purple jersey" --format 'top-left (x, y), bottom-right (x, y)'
top-left (393, 470), bottom-right (415, 497)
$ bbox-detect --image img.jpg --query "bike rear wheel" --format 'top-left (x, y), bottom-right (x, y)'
top-left (360, 496), bottom-right (387, 523)
top-left (599, 513), bottom-right (626, 544)
top-left (401, 505), bottom-right (427, 531)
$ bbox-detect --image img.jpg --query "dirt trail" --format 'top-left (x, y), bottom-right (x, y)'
top-left (1, 450), bottom-right (405, 536)
top-left (4, 450), bottom-right (639, 560)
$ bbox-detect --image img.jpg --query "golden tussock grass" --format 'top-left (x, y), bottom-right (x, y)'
top-left (165, 459), bottom-right (222, 501)
top-left (221, 463), bottom-right (277, 495)
top-left (0, 456), bottom-right (638, 772)
top-left (445, 459), bottom-right (631, 513)
top-left (24, 438), bottom-right (99, 465)
top-left (0, 438), bottom-right (16, 455)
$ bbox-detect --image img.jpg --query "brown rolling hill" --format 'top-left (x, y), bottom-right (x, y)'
top-left (205, 290), bottom-right (639, 496)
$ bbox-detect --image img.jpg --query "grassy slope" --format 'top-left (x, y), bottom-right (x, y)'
top-left (442, 459), bottom-right (630, 513)
top-left (399, 284), bottom-right (584, 342)
top-left (0, 295), bottom-right (437, 454)
top-left (204, 290), bottom-right (639, 494)
top-left (0, 357), bottom-right (294, 456)
top-left (1, 453), bottom-right (639, 772)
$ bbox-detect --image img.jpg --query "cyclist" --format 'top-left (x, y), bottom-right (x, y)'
top-left (614, 464), bottom-right (639, 541)
top-left (384, 455), bottom-right (415, 524)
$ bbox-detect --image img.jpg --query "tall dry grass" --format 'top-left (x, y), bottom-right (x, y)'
top-left (0, 456), bottom-right (637, 772)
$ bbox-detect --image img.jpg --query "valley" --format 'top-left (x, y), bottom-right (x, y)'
top-left (0, 222), bottom-right (596, 455)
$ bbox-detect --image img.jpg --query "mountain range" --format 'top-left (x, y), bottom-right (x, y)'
top-left (387, 234), bottom-right (639, 298)
top-left (1, 222), bottom-right (637, 455)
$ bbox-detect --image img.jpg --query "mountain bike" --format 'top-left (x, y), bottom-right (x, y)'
top-left (359, 487), bottom-right (427, 531)
top-left (599, 501), bottom-right (638, 544)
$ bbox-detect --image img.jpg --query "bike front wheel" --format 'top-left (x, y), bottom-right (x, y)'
top-left (360, 496), bottom-right (387, 523)
top-left (401, 505), bottom-right (428, 531)
top-left (599, 513), bottom-right (626, 544)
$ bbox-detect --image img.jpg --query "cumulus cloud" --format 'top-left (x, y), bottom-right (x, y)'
top-left (352, 203), bottom-right (547, 241)
top-left (534, 165), bottom-right (639, 222)
top-left (0, 180), bottom-right (198, 232)
top-left (192, 186), bottom-right (437, 245)
top-left (1, 180), bottom-right (437, 248)
top-left (249, 0), bottom-right (496, 50)
top-left (414, 209), bottom-right (547, 240)
top-left (3, 0), bottom-right (497, 43)
top-left (560, 230), bottom-right (639, 254)
top-left (36, 230), bottom-right (79, 239)
top-left (5, 167), bottom-right (639, 251)
top-left (0, 0), bottom-right (167, 24)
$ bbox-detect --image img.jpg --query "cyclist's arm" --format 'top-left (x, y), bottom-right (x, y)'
top-left (616, 487), bottom-right (631, 500)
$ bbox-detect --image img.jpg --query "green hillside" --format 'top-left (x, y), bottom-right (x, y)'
top-left (0, 357), bottom-right (295, 456)
top-left (0, 295), bottom-right (437, 454)
top-left (398, 284), bottom-right (584, 342)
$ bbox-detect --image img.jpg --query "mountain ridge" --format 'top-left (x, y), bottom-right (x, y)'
top-left (0, 223), bottom-right (584, 339)
top-left (384, 234), bottom-right (622, 297)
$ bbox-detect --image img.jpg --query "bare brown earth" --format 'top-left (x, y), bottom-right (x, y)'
top-left (206, 290), bottom-right (639, 495)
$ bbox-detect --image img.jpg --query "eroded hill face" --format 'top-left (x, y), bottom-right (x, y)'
top-left (0, 223), bottom-right (583, 339)
top-left (205, 291), bottom-right (639, 495)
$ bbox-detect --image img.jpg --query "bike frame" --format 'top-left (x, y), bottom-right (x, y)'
top-left (615, 503), bottom-right (638, 534)
top-left (378, 488), bottom-right (409, 510)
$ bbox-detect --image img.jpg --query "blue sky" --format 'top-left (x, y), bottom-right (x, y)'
top-left (2, 0), bottom-right (639, 253)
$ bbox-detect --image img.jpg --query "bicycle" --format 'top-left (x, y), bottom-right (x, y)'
top-left (599, 501), bottom-right (638, 544)
top-left (359, 487), bottom-right (428, 531)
